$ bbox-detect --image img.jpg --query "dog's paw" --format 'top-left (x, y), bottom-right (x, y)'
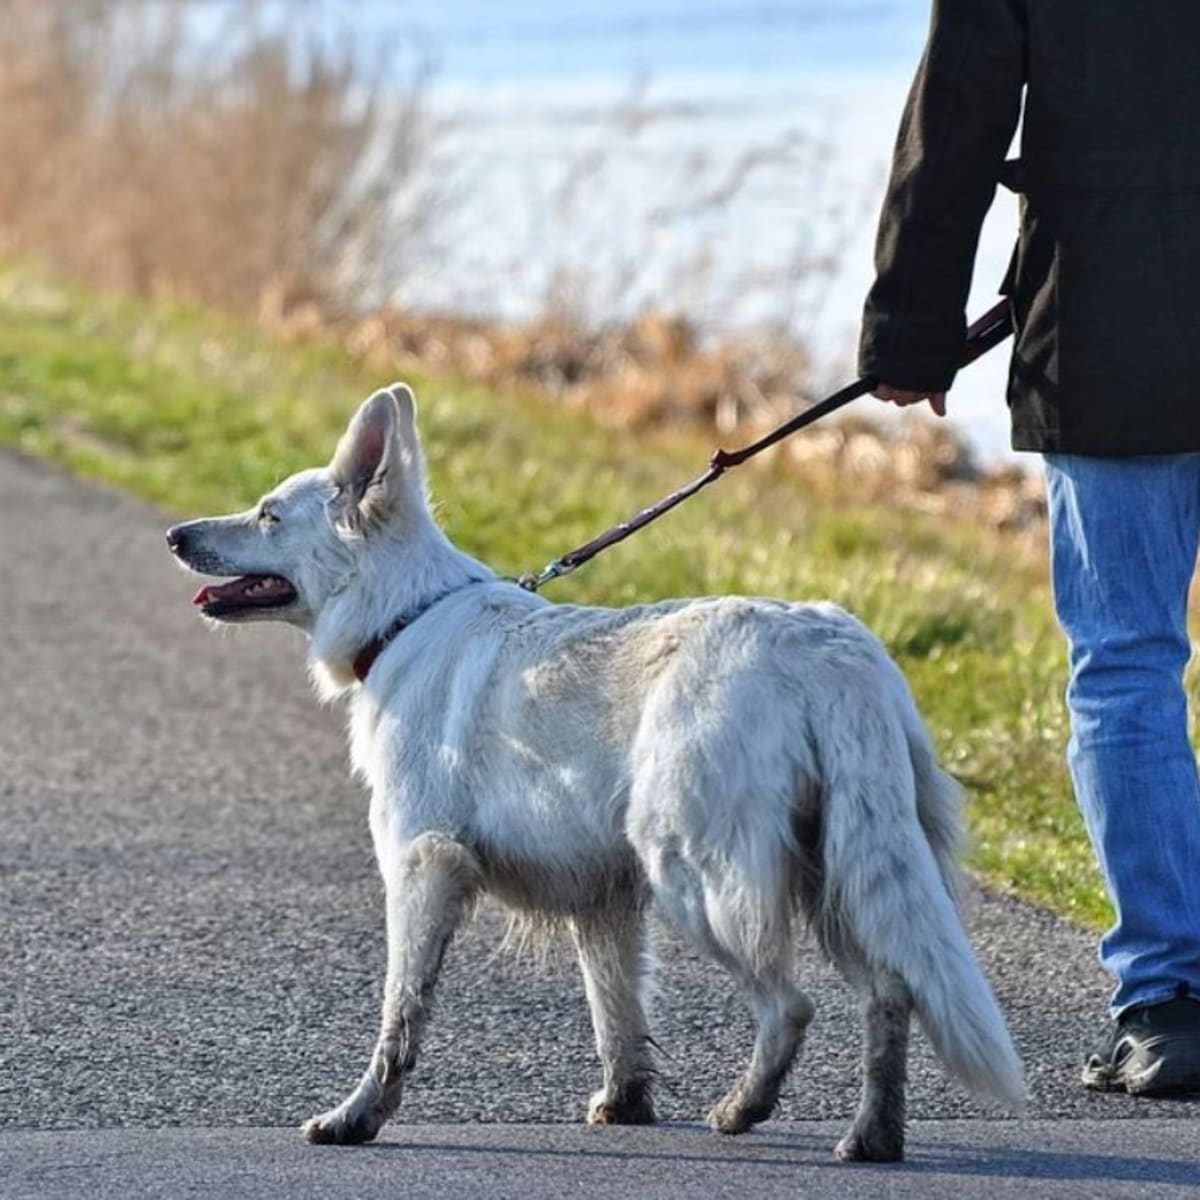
top-left (301, 1103), bottom-right (383, 1146)
top-left (587, 1085), bottom-right (656, 1126)
top-left (707, 1086), bottom-right (779, 1136)
top-left (833, 1126), bottom-right (904, 1163)
top-left (301, 1043), bottom-right (407, 1145)
top-left (706, 1096), bottom-right (755, 1136)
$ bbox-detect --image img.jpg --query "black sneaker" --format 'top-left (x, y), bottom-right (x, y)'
top-left (1083, 997), bottom-right (1200, 1096)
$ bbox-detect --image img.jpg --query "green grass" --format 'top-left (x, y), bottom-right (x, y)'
top-left (0, 261), bottom-right (1111, 928)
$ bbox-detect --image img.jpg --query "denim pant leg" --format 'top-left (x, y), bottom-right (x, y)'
top-left (1045, 453), bottom-right (1200, 1016)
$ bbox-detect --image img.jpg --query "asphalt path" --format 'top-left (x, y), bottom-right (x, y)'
top-left (2, 449), bottom-right (1199, 1197)
top-left (4, 1121), bottom-right (1200, 1200)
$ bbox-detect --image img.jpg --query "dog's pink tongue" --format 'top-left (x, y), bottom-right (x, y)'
top-left (192, 576), bottom-right (295, 607)
top-left (192, 579), bottom-right (246, 607)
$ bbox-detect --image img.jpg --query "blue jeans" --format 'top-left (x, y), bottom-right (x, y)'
top-left (1046, 453), bottom-right (1200, 1017)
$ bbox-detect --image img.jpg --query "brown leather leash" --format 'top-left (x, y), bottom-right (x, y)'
top-left (517, 300), bottom-right (1014, 593)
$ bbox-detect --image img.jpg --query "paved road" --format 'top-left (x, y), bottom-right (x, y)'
top-left (4, 1121), bottom-right (1200, 1200)
top-left (2, 449), bottom-right (1199, 1195)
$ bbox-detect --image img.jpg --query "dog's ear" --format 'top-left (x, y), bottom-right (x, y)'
top-left (388, 382), bottom-right (428, 497)
top-left (329, 383), bottom-right (427, 534)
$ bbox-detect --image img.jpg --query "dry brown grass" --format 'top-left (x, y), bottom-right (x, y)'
top-left (338, 307), bottom-right (811, 431)
top-left (0, 0), bottom-right (437, 315)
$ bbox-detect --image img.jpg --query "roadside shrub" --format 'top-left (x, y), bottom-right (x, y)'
top-left (0, 0), bottom-right (438, 315)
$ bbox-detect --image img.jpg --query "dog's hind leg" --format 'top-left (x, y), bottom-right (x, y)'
top-left (834, 968), bottom-right (912, 1163)
top-left (302, 832), bottom-right (481, 1145)
top-left (645, 850), bottom-right (813, 1135)
top-left (572, 902), bottom-right (657, 1125)
top-left (705, 957), bottom-right (814, 1135)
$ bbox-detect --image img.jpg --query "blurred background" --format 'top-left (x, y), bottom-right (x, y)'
top-left (0, 0), bottom-right (1024, 484)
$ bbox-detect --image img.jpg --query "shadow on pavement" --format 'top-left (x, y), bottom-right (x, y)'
top-left (360, 1124), bottom-right (1200, 1188)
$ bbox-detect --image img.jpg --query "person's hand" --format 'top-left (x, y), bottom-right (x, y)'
top-left (872, 384), bottom-right (947, 418)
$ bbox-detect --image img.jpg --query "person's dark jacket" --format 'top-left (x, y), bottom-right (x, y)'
top-left (860, 0), bottom-right (1200, 455)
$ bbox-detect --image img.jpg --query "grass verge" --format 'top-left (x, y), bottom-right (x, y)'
top-left (0, 262), bottom-right (1110, 927)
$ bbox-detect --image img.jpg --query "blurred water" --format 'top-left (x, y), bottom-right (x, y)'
top-left (336, 1), bottom-right (1022, 462)
top-left (365, 1), bottom-right (921, 79)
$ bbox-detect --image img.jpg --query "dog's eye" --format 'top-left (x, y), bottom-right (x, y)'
top-left (258, 505), bottom-right (281, 528)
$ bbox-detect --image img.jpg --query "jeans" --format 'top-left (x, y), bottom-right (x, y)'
top-left (1046, 453), bottom-right (1200, 1016)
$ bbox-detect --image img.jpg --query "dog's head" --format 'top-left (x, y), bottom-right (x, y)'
top-left (166, 383), bottom-right (431, 634)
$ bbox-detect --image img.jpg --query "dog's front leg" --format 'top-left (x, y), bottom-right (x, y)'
top-left (302, 832), bottom-right (481, 1145)
top-left (572, 904), bottom-right (657, 1125)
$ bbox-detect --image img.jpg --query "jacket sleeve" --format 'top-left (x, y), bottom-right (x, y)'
top-left (860, 0), bottom-right (1026, 392)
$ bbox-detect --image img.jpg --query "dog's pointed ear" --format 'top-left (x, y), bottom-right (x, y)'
top-left (388, 382), bottom-right (428, 495)
top-left (329, 383), bottom-right (426, 534)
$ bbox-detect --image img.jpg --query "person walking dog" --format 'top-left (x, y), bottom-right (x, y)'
top-left (862, 0), bottom-right (1200, 1095)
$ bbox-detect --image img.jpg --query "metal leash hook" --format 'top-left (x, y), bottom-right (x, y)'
top-left (517, 559), bottom-right (576, 592)
top-left (518, 299), bottom-right (1015, 593)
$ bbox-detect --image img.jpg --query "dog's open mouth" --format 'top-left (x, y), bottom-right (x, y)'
top-left (192, 574), bottom-right (298, 618)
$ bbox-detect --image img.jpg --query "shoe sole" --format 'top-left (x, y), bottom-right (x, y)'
top-left (1084, 1058), bottom-right (1200, 1098)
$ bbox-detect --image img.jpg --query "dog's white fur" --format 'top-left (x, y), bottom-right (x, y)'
top-left (169, 384), bottom-right (1024, 1161)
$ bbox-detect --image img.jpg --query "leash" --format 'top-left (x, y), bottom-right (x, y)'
top-left (517, 300), bottom-right (1015, 593)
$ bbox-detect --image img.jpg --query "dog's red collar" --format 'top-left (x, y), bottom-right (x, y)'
top-left (352, 618), bottom-right (409, 683)
top-left (350, 580), bottom-right (488, 684)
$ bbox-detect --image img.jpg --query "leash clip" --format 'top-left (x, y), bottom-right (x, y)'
top-left (517, 559), bottom-right (577, 593)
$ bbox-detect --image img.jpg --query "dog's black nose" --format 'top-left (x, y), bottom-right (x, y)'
top-left (165, 524), bottom-right (188, 555)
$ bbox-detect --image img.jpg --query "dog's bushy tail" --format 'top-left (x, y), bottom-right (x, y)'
top-left (817, 656), bottom-right (1026, 1111)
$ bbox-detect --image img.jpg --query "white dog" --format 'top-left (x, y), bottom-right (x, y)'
top-left (166, 384), bottom-right (1024, 1161)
